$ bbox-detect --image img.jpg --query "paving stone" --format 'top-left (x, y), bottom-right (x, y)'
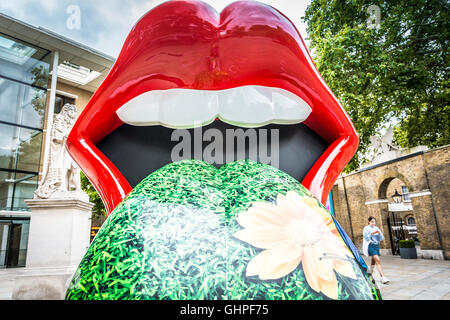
top-left (439, 293), bottom-right (450, 300)
top-left (427, 283), bottom-right (450, 295)
top-left (383, 294), bottom-right (412, 300)
top-left (394, 287), bottom-right (426, 297)
top-left (411, 292), bottom-right (445, 300)
top-left (366, 255), bottom-right (450, 300)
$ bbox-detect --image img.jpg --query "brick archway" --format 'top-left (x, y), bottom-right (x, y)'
top-left (375, 171), bottom-right (415, 255)
top-left (376, 170), bottom-right (414, 200)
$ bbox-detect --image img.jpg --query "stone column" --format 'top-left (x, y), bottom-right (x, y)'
top-left (12, 194), bottom-right (93, 299)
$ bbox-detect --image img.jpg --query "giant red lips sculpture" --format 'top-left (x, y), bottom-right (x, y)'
top-left (65, 0), bottom-right (377, 300)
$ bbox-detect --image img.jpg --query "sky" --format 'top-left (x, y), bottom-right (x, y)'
top-left (0, 0), bottom-right (312, 58)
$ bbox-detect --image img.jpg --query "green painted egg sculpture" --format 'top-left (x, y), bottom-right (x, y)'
top-left (66, 160), bottom-right (377, 300)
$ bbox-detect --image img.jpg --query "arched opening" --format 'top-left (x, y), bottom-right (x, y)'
top-left (378, 177), bottom-right (395, 199)
top-left (377, 172), bottom-right (413, 200)
top-left (378, 176), bottom-right (416, 255)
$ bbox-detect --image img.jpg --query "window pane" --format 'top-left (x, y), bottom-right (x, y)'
top-left (0, 171), bottom-right (38, 211)
top-left (16, 127), bottom-right (43, 172)
top-left (0, 34), bottom-right (50, 88)
top-left (12, 174), bottom-right (38, 211)
top-left (0, 124), bottom-right (42, 172)
top-left (17, 219), bottom-right (30, 266)
top-left (0, 218), bottom-right (30, 267)
top-left (0, 171), bottom-right (14, 210)
top-left (54, 95), bottom-right (75, 114)
top-left (0, 77), bottom-right (47, 128)
top-left (0, 223), bottom-right (10, 267)
top-left (54, 96), bottom-right (62, 114)
top-left (401, 186), bottom-right (410, 201)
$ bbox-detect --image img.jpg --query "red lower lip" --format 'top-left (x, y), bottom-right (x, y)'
top-left (67, 0), bottom-right (358, 214)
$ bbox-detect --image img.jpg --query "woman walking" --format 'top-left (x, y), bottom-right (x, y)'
top-left (363, 217), bottom-right (389, 284)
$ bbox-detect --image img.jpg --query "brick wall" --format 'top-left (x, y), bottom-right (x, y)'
top-left (332, 145), bottom-right (449, 259)
top-left (422, 147), bottom-right (450, 259)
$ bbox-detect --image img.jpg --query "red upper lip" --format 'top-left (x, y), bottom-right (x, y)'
top-left (67, 0), bottom-right (358, 213)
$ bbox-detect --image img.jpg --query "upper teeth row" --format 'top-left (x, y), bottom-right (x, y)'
top-left (116, 85), bottom-right (312, 129)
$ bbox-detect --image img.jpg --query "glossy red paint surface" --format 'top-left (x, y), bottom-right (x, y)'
top-left (66, 0), bottom-right (359, 214)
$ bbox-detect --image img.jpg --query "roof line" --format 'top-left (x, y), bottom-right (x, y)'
top-left (38, 26), bottom-right (116, 62)
top-left (0, 12), bottom-right (116, 62)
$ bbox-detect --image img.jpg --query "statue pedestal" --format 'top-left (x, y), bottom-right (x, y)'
top-left (12, 195), bottom-right (93, 299)
top-left (24, 195), bottom-right (92, 268)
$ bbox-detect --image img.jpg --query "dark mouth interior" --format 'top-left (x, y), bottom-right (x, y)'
top-left (97, 121), bottom-right (329, 188)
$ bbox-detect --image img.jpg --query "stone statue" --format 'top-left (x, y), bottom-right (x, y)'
top-left (369, 126), bottom-right (400, 159)
top-left (34, 103), bottom-right (83, 199)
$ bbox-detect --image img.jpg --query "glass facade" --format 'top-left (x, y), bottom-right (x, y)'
top-left (0, 32), bottom-right (50, 211)
top-left (0, 217), bottom-right (30, 267)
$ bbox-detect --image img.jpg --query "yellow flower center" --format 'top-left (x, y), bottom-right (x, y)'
top-left (285, 219), bottom-right (320, 247)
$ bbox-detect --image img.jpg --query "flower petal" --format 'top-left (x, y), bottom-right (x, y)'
top-left (246, 249), bottom-right (271, 277)
top-left (259, 255), bottom-right (302, 280)
top-left (321, 236), bottom-right (351, 259)
top-left (276, 193), bottom-right (303, 220)
top-left (303, 196), bottom-right (336, 227)
top-left (245, 244), bottom-right (303, 279)
top-left (241, 207), bottom-right (291, 227)
top-left (236, 211), bottom-right (267, 228)
top-left (333, 260), bottom-right (357, 280)
top-left (314, 245), bottom-right (335, 282)
top-left (285, 191), bottom-right (305, 205)
top-left (319, 273), bottom-right (339, 300)
top-left (251, 202), bottom-right (294, 225)
top-left (233, 226), bottom-right (285, 249)
top-left (301, 248), bottom-right (321, 292)
top-left (268, 242), bottom-right (303, 264)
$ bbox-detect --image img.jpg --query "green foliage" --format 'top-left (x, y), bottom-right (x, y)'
top-left (80, 171), bottom-right (106, 219)
top-left (303, 0), bottom-right (449, 171)
top-left (399, 240), bottom-right (415, 248)
top-left (30, 65), bottom-right (49, 89)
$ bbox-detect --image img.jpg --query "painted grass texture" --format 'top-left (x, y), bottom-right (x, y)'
top-left (66, 160), bottom-right (375, 300)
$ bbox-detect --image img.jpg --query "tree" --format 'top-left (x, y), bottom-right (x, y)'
top-left (303, 0), bottom-right (449, 171)
top-left (80, 171), bottom-right (107, 219)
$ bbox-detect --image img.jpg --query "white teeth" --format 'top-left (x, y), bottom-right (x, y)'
top-left (116, 85), bottom-right (312, 129)
top-left (157, 89), bottom-right (218, 128)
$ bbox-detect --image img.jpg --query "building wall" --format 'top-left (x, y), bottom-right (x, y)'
top-left (55, 82), bottom-right (93, 115)
top-left (331, 178), bottom-right (353, 239)
top-left (332, 145), bottom-right (449, 259)
top-left (422, 146), bottom-right (450, 259)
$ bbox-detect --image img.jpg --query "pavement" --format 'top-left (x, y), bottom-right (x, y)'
top-left (363, 255), bottom-right (450, 300)
top-left (0, 269), bottom-right (14, 300)
top-left (1, 255), bottom-right (449, 300)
